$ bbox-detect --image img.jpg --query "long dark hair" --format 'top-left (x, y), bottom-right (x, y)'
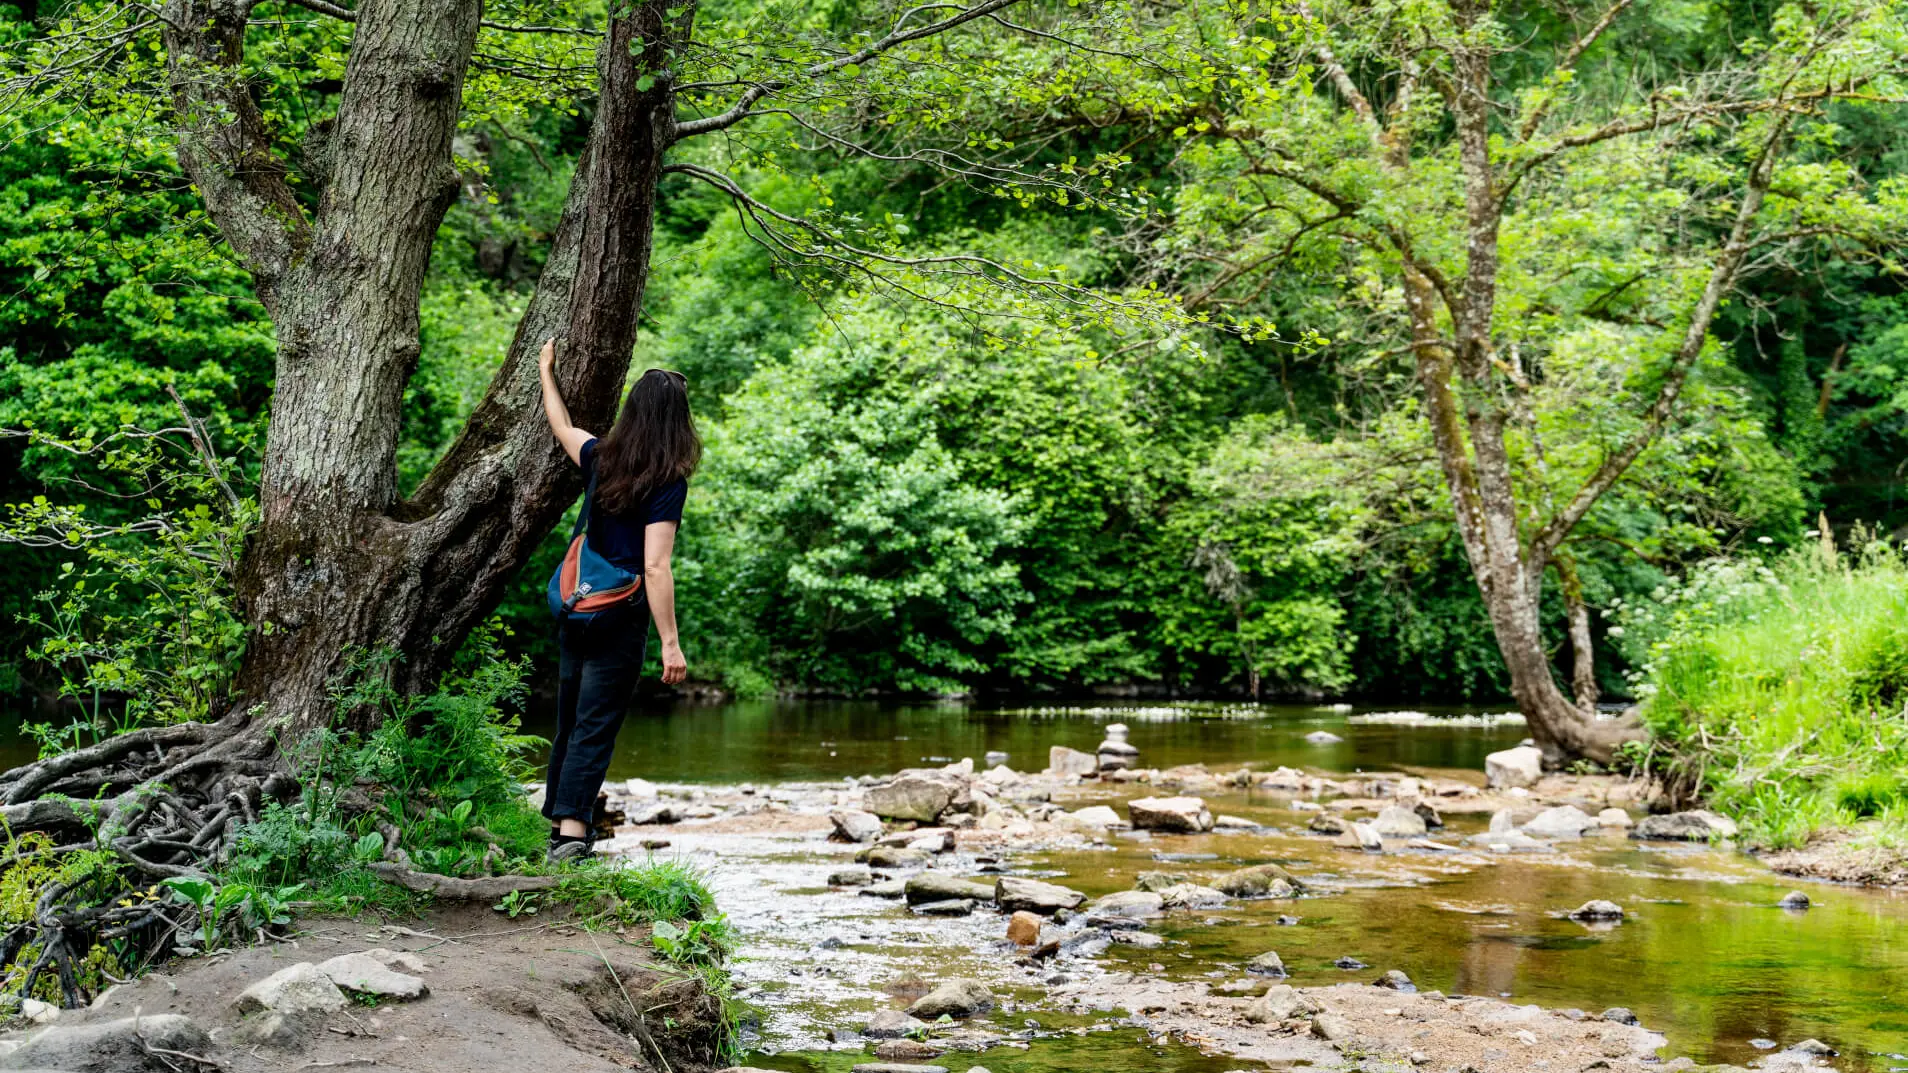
top-left (595, 368), bottom-right (700, 513)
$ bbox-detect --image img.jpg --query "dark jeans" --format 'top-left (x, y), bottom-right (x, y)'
top-left (543, 601), bottom-right (648, 827)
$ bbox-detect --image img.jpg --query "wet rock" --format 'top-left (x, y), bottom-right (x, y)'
top-left (1630, 810), bottom-right (1738, 841)
top-left (995, 877), bottom-right (1086, 915)
top-left (1333, 956), bottom-right (1368, 969)
top-left (1308, 814), bottom-right (1349, 835)
top-left (863, 1009), bottom-right (930, 1038)
top-left (1089, 890), bottom-right (1164, 918)
top-left (1523, 805), bottom-right (1598, 839)
top-left (1372, 806), bottom-right (1427, 838)
top-left (1128, 796), bottom-right (1214, 833)
top-left (1304, 730), bottom-right (1344, 745)
top-left (1412, 800), bottom-right (1443, 828)
top-left (235, 961), bottom-right (346, 1016)
top-left (1246, 950), bottom-right (1286, 977)
top-left (829, 869), bottom-right (874, 887)
top-left (913, 899), bottom-right (976, 916)
top-left (1006, 911), bottom-right (1043, 945)
top-left (866, 847), bottom-right (933, 869)
top-left (1047, 746), bottom-right (1099, 777)
top-left (1600, 1007), bottom-right (1639, 1025)
top-left (905, 874), bottom-right (995, 905)
top-left (1310, 1013), bottom-right (1356, 1041)
top-left (1213, 814), bottom-right (1257, 829)
top-left (1782, 1039), bottom-right (1837, 1056)
top-left (1373, 969), bottom-right (1415, 991)
top-left (1597, 807), bottom-right (1633, 828)
top-left (1132, 871), bottom-right (1189, 893)
top-left (906, 979), bottom-right (996, 1019)
top-left (628, 800), bottom-right (684, 825)
top-left (1468, 828), bottom-right (1554, 853)
top-left (1485, 745), bottom-right (1545, 789)
top-left (866, 770), bottom-right (970, 822)
top-left (983, 751), bottom-right (1010, 767)
top-left (1157, 883), bottom-right (1229, 910)
top-left (860, 879), bottom-right (908, 899)
top-left (1056, 805), bottom-right (1128, 831)
top-left (876, 1038), bottom-right (946, 1061)
top-left (1244, 984), bottom-right (1319, 1023)
top-left (1334, 822), bottom-right (1383, 851)
top-left (624, 777), bottom-right (659, 799)
top-left (1778, 890), bottom-right (1811, 909)
top-left (1274, 914), bottom-right (1300, 926)
top-left (318, 952), bottom-right (429, 1000)
top-left (1213, 863), bottom-right (1303, 898)
top-left (3, 1013), bottom-right (211, 1072)
top-left (1097, 723), bottom-right (1140, 772)
top-left (851, 1066), bottom-right (950, 1073)
top-left (1569, 900), bottom-right (1625, 921)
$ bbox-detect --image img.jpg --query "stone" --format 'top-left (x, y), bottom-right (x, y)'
top-left (1311, 1013), bottom-right (1356, 1041)
top-left (1335, 822), bottom-right (1383, 851)
top-left (866, 847), bottom-right (933, 869)
top-left (624, 777), bottom-right (659, 799)
top-left (1374, 969), bottom-right (1415, 991)
top-left (1783, 1039), bottom-right (1837, 1056)
top-left (830, 869), bottom-right (874, 887)
top-left (231, 1009), bottom-right (311, 1049)
top-left (1485, 745), bottom-right (1545, 789)
top-left (17, 998), bottom-right (56, 1024)
top-left (1133, 871), bottom-right (1190, 892)
top-left (984, 751), bottom-right (1010, 767)
top-left (876, 1038), bottom-right (946, 1061)
top-left (905, 874), bottom-right (996, 905)
top-left (628, 800), bottom-right (684, 826)
top-left (1214, 814), bottom-right (1257, 829)
top-left (1778, 890), bottom-right (1811, 909)
top-left (1047, 746), bottom-right (1099, 777)
top-left (863, 1009), bottom-right (930, 1038)
top-left (1157, 883), bottom-right (1229, 910)
top-left (1089, 890), bottom-right (1164, 918)
top-left (1056, 805), bottom-right (1127, 830)
top-left (1630, 809), bottom-right (1738, 841)
top-left (866, 770), bottom-right (970, 822)
top-left (913, 899), bottom-right (976, 916)
top-left (1489, 809), bottom-right (1517, 833)
top-left (1304, 731), bottom-right (1344, 745)
top-left (995, 876), bottom-right (1086, 915)
top-left (1372, 806), bottom-right (1427, 838)
top-left (906, 979), bottom-right (996, 1019)
top-left (234, 961), bottom-right (347, 1016)
top-left (317, 952), bottom-right (430, 1000)
top-left (1006, 911), bottom-right (1043, 945)
top-left (1244, 984), bottom-right (1318, 1023)
top-left (1412, 800), bottom-right (1443, 828)
top-left (1569, 900), bottom-right (1625, 921)
top-left (1600, 1007), bottom-right (1640, 1025)
top-left (1128, 796), bottom-right (1214, 833)
top-left (830, 809), bottom-right (886, 843)
top-left (1246, 950), bottom-right (1286, 977)
top-left (1333, 956), bottom-right (1368, 969)
top-left (1523, 805), bottom-right (1598, 839)
top-left (861, 879), bottom-right (908, 899)
top-left (1597, 807), bottom-right (1633, 828)
top-left (851, 1066), bottom-right (950, 1073)
top-left (1213, 863), bottom-right (1303, 898)
top-left (1308, 813), bottom-right (1349, 835)
top-left (1468, 828), bottom-right (1554, 853)
top-left (1, 1013), bottom-right (210, 1072)
top-left (1096, 723), bottom-right (1140, 772)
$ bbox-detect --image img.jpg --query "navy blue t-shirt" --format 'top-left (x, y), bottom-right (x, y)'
top-left (579, 438), bottom-right (687, 570)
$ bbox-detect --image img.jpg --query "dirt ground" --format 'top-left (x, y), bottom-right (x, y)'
top-left (4, 902), bottom-right (725, 1073)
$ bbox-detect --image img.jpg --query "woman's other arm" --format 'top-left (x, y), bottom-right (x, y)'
top-left (643, 521), bottom-right (687, 684)
top-left (538, 338), bottom-right (595, 465)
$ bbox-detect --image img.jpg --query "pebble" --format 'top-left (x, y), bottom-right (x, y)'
top-left (1332, 956), bottom-right (1368, 970)
top-left (1777, 890), bottom-right (1811, 909)
top-left (1568, 899), bottom-right (1625, 921)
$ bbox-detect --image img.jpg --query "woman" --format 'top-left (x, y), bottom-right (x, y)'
top-left (537, 337), bottom-right (697, 862)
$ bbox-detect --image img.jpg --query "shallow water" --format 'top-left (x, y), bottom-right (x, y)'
top-left (586, 700), bottom-right (1908, 1070)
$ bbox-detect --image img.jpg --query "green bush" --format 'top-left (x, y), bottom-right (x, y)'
top-left (1623, 533), bottom-right (1908, 847)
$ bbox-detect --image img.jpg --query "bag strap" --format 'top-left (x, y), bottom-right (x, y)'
top-left (570, 462), bottom-right (598, 541)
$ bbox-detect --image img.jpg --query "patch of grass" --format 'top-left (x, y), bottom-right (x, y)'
top-left (1624, 534), bottom-right (1908, 848)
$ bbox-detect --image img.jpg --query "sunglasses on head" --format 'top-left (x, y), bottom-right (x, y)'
top-left (647, 368), bottom-right (688, 385)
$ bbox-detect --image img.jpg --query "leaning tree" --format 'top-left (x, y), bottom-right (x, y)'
top-left (1122, 0), bottom-right (1908, 761)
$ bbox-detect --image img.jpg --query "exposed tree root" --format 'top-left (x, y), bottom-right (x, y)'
top-left (366, 863), bottom-right (559, 901)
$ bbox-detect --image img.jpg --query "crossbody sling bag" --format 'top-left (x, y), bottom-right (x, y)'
top-left (546, 468), bottom-right (643, 622)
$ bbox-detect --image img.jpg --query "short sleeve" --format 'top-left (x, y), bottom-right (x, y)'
top-left (578, 436), bottom-right (599, 474)
top-left (645, 478), bottom-right (688, 525)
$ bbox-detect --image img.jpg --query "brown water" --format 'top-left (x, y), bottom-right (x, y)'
top-left (586, 700), bottom-right (1908, 1070)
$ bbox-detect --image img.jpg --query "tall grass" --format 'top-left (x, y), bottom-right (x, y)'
top-left (1623, 534), bottom-right (1908, 848)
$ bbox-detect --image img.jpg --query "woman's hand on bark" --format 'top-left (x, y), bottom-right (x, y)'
top-left (660, 640), bottom-right (687, 685)
top-left (538, 337), bottom-right (557, 373)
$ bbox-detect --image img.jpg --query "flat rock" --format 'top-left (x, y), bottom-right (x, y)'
top-left (1246, 950), bottom-right (1286, 977)
top-left (1213, 814), bottom-right (1257, 829)
top-left (1212, 863), bottom-right (1302, 898)
top-left (995, 876), bottom-right (1086, 914)
top-left (1597, 807), bottom-right (1633, 827)
top-left (1089, 890), bottom-right (1164, 918)
top-left (866, 847), bottom-right (933, 869)
top-left (1631, 810), bottom-right (1738, 841)
top-left (830, 809), bottom-right (885, 843)
top-left (1485, 745), bottom-right (1545, 789)
top-left (234, 961), bottom-right (346, 1016)
top-left (1157, 882), bottom-right (1229, 910)
top-left (906, 979), bottom-right (995, 1019)
top-left (875, 1038), bottom-right (946, 1061)
top-left (912, 898), bottom-right (976, 916)
top-left (866, 770), bottom-right (970, 822)
top-left (1569, 899), bottom-right (1625, 921)
top-left (317, 952), bottom-right (429, 1000)
top-left (1047, 746), bottom-right (1099, 777)
top-left (1308, 813), bottom-right (1349, 835)
top-left (863, 1009), bottom-right (931, 1038)
top-left (1133, 870), bottom-right (1190, 892)
top-left (1244, 984), bottom-right (1319, 1023)
top-left (1335, 821), bottom-right (1382, 851)
top-left (1372, 805), bottom-right (1427, 837)
top-left (1, 1013), bottom-right (210, 1072)
top-left (860, 879), bottom-right (908, 899)
top-left (905, 874), bottom-right (995, 905)
top-left (829, 868), bottom-right (874, 887)
top-left (1127, 796), bottom-right (1214, 833)
top-left (1057, 805), bottom-right (1127, 830)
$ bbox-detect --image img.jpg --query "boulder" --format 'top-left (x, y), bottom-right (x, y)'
top-left (1088, 890), bottom-right (1164, 918)
top-left (1372, 806), bottom-right (1427, 838)
top-left (1307, 813), bottom-right (1349, 835)
top-left (1006, 911), bottom-right (1044, 945)
top-left (1523, 805), bottom-right (1598, 840)
top-left (995, 877), bottom-right (1086, 915)
top-left (829, 809), bottom-right (885, 843)
top-left (1777, 890), bottom-right (1811, 910)
top-left (829, 869), bottom-right (874, 887)
top-left (1, 1013), bottom-right (211, 1072)
top-left (1157, 883), bottom-right (1229, 910)
top-left (1047, 746), bottom-right (1099, 777)
top-left (1213, 863), bottom-right (1303, 898)
top-left (1304, 731), bottom-right (1344, 745)
top-left (1597, 807), bottom-right (1633, 828)
top-left (1335, 822), bottom-right (1383, 851)
top-left (906, 874), bottom-right (996, 905)
top-left (1373, 969), bottom-right (1415, 991)
top-left (1245, 950), bottom-right (1286, 977)
top-left (906, 979), bottom-right (996, 1019)
top-left (866, 847), bottom-right (932, 869)
top-left (1568, 900), bottom-right (1625, 921)
top-left (1133, 871), bottom-right (1190, 892)
top-left (1056, 805), bottom-right (1127, 830)
top-left (913, 899), bottom-right (976, 916)
top-left (866, 770), bottom-right (970, 822)
top-left (1244, 984), bottom-right (1318, 1023)
top-left (1311, 1013), bottom-right (1356, 1041)
top-left (1485, 745), bottom-right (1545, 789)
top-left (863, 1009), bottom-right (930, 1038)
top-left (1630, 810), bottom-right (1738, 841)
top-left (234, 961), bottom-right (346, 1016)
top-left (1127, 796), bottom-right (1214, 833)
top-left (317, 952), bottom-right (429, 1000)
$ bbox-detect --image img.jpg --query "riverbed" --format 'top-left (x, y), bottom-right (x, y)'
top-left (582, 700), bottom-right (1908, 1071)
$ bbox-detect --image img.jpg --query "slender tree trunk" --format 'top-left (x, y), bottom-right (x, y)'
top-left (1555, 555), bottom-right (1599, 710)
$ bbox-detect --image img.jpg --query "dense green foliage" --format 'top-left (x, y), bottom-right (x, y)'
top-left (1624, 535), bottom-right (1908, 847)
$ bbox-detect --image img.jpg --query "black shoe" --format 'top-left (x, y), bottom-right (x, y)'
top-left (547, 834), bottom-right (594, 864)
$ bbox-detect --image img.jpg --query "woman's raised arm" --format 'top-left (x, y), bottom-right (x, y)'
top-left (538, 338), bottom-right (595, 465)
